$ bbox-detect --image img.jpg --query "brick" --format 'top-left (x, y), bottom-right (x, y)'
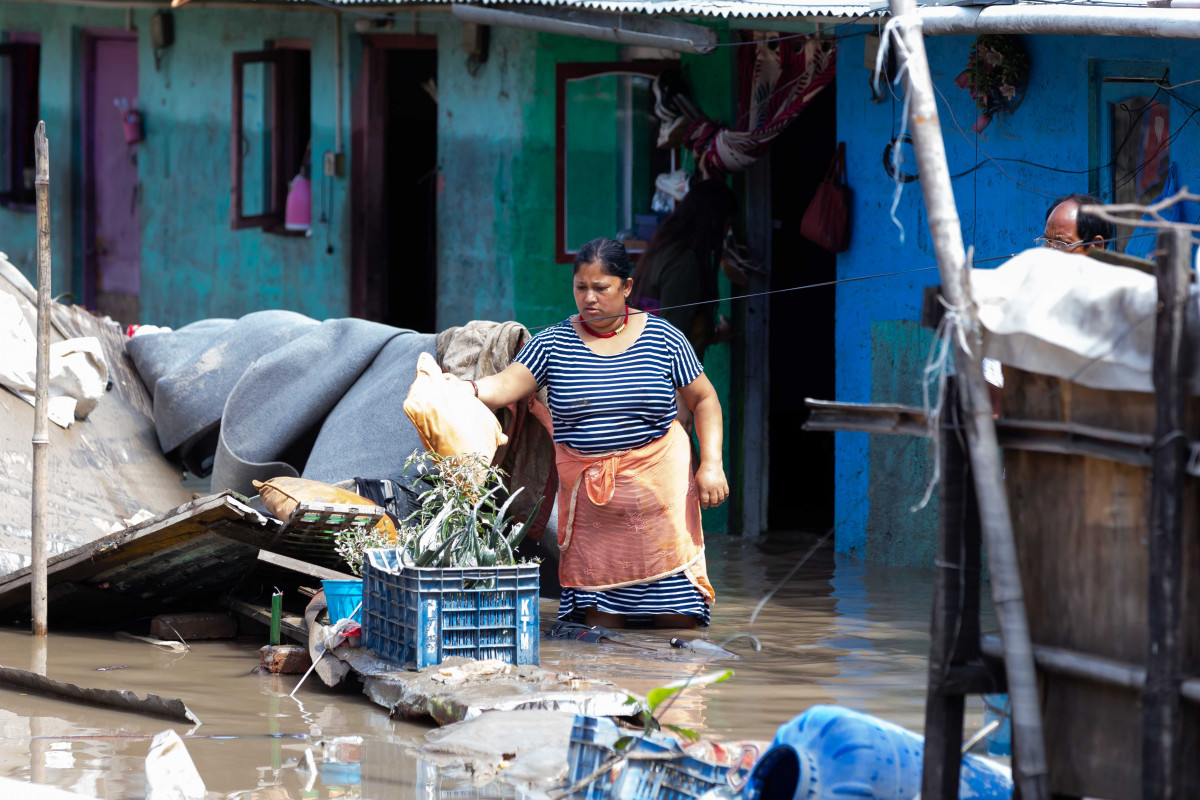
top-left (151, 612), bottom-right (238, 641)
top-left (259, 644), bottom-right (312, 675)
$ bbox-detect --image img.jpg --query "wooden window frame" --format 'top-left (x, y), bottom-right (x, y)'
top-left (554, 60), bottom-right (674, 264)
top-left (0, 41), bottom-right (40, 209)
top-left (230, 45), bottom-right (310, 232)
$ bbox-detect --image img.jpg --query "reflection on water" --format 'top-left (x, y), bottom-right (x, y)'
top-left (0, 532), bottom-right (991, 798)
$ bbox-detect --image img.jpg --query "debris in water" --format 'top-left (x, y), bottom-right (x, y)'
top-left (145, 729), bottom-right (206, 800)
top-left (95, 665), bottom-right (128, 672)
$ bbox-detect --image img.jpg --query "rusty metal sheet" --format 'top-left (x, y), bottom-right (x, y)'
top-left (0, 260), bottom-right (192, 577)
top-left (0, 663), bottom-right (200, 724)
top-left (0, 492), bottom-right (279, 613)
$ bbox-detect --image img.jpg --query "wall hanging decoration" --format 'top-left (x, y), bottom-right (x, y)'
top-left (955, 34), bottom-right (1029, 134)
top-left (652, 32), bottom-right (837, 177)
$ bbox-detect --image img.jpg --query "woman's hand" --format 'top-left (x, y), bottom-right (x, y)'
top-left (695, 461), bottom-right (729, 508)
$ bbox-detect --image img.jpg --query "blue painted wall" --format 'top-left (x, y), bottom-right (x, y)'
top-left (834, 32), bottom-right (1200, 562)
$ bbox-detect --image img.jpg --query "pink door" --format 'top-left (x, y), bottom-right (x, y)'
top-left (85, 34), bottom-right (140, 324)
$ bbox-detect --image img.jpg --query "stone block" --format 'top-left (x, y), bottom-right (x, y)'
top-left (259, 644), bottom-right (312, 675)
top-left (151, 612), bottom-right (238, 641)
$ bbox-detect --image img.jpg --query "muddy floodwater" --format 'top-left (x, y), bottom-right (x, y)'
top-left (0, 533), bottom-right (996, 799)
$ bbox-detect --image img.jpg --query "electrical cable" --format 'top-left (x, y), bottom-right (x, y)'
top-left (526, 229), bottom-right (1156, 333)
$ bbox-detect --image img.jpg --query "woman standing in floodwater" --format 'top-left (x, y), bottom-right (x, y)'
top-left (464, 237), bottom-right (728, 629)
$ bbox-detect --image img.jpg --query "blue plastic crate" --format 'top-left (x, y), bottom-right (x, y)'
top-left (361, 549), bottom-right (539, 670)
top-left (566, 715), bottom-right (730, 800)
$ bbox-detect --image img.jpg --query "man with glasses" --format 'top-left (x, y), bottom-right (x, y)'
top-left (1037, 193), bottom-right (1113, 254)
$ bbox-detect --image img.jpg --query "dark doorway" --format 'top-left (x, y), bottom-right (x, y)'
top-left (766, 82), bottom-right (837, 532)
top-left (352, 37), bottom-right (438, 332)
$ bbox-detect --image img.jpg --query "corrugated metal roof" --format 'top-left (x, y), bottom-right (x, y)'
top-left (326, 0), bottom-right (881, 18)
top-left (479, 0), bottom-right (879, 18)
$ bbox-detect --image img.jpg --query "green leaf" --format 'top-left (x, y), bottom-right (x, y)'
top-left (646, 670), bottom-right (733, 715)
top-left (614, 737), bottom-right (634, 753)
top-left (665, 725), bottom-right (699, 743)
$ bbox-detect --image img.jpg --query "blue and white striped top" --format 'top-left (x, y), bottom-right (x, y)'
top-left (514, 315), bottom-right (703, 453)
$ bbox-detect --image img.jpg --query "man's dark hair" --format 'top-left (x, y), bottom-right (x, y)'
top-left (1045, 193), bottom-right (1114, 248)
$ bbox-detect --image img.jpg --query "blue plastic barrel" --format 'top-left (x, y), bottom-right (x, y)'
top-left (742, 705), bottom-right (1012, 800)
top-left (982, 694), bottom-right (1012, 757)
top-left (321, 579), bottom-right (363, 623)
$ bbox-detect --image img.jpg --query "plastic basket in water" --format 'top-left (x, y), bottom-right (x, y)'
top-left (361, 549), bottom-right (539, 670)
top-left (566, 715), bottom-right (729, 800)
top-left (612, 751), bottom-right (729, 800)
top-left (321, 579), bottom-right (363, 623)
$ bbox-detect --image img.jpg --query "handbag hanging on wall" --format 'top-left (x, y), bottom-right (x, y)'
top-left (800, 142), bottom-right (851, 253)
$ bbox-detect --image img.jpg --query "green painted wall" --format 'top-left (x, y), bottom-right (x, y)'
top-left (865, 320), bottom-right (937, 566)
top-left (136, 8), bottom-right (350, 326)
top-left (0, 2), bottom-right (120, 295)
top-left (0, 4), bottom-right (352, 326)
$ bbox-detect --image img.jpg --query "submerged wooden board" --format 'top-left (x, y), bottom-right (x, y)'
top-left (1003, 367), bottom-right (1200, 798)
top-left (0, 492), bottom-right (279, 614)
top-left (0, 261), bottom-right (192, 577)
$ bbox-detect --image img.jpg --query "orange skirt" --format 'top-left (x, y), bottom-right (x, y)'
top-left (554, 421), bottom-right (714, 602)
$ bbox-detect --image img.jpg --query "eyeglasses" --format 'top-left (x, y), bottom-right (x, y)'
top-left (1034, 236), bottom-right (1085, 251)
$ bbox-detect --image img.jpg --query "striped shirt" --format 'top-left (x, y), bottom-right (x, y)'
top-left (514, 315), bottom-right (703, 453)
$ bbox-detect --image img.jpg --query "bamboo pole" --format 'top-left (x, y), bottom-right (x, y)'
top-left (1143, 226), bottom-right (1190, 800)
top-left (31, 121), bottom-right (51, 638)
top-left (882, 3), bottom-right (1049, 797)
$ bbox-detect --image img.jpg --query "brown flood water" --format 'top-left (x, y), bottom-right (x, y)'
top-left (0, 532), bottom-right (995, 799)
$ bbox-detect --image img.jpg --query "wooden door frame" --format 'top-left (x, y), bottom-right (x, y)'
top-left (81, 28), bottom-right (137, 310)
top-left (350, 33), bottom-right (437, 321)
top-left (739, 155), bottom-right (772, 539)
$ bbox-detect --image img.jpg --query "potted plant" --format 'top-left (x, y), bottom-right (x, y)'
top-left (954, 35), bottom-right (1030, 133)
top-left (333, 452), bottom-right (541, 574)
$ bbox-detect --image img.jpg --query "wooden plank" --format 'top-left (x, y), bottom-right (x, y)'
top-left (227, 598), bottom-right (307, 645)
top-left (258, 549), bottom-right (356, 582)
top-left (1145, 226), bottom-right (1191, 800)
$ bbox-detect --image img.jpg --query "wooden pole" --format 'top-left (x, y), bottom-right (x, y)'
top-left (30, 121), bottom-right (51, 638)
top-left (883, 3), bottom-right (1049, 797)
top-left (1143, 225), bottom-right (1190, 800)
top-left (921, 378), bottom-right (983, 799)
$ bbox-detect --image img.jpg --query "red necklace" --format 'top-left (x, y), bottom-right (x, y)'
top-left (580, 306), bottom-right (629, 339)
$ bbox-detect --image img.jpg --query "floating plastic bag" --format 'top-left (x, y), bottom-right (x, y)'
top-left (145, 730), bottom-right (206, 800)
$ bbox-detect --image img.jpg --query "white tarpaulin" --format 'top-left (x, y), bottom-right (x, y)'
top-left (972, 248), bottom-right (1198, 394)
top-left (0, 291), bottom-right (109, 427)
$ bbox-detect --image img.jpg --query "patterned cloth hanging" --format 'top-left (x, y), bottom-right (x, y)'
top-left (681, 34), bottom-right (837, 177)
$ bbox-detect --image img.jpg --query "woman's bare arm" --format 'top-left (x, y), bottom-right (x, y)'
top-left (678, 373), bottom-right (729, 508)
top-left (472, 362), bottom-right (539, 410)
